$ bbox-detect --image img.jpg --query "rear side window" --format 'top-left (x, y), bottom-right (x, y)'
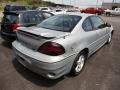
top-left (90, 16), bottom-right (105, 29)
top-left (42, 12), bottom-right (53, 18)
top-left (82, 18), bottom-right (93, 32)
top-left (22, 12), bottom-right (43, 25)
top-left (2, 14), bottom-right (18, 24)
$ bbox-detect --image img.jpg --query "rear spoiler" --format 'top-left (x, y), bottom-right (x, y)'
top-left (17, 30), bottom-right (55, 39)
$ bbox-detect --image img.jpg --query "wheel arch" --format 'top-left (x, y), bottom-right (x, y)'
top-left (111, 30), bottom-right (114, 35)
top-left (81, 48), bottom-right (89, 57)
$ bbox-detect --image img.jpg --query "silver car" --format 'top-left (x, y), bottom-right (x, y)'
top-left (12, 12), bottom-right (114, 79)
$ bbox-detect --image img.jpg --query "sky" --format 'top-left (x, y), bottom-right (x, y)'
top-left (44, 0), bottom-right (120, 7)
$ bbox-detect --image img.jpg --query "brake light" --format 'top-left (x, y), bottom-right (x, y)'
top-left (11, 23), bottom-right (21, 32)
top-left (38, 42), bottom-right (65, 56)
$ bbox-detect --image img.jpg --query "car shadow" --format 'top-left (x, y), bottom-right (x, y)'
top-left (1, 41), bottom-right (12, 49)
top-left (66, 43), bottom-right (112, 78)
top-left (12, 58), bottom-right (64, 87)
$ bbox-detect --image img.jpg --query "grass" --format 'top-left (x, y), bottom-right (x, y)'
top-left (0, 6), bottom-right (3, 22)
top-left (0, 6), bottom-right (3, 12)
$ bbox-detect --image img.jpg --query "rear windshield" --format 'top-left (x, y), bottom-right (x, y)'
top-left (2, 14), bottom-right (18, 24)
top-left (37, 15), bottom-right (81, 32)
top-left (21, 12), bottom-right (43, 25)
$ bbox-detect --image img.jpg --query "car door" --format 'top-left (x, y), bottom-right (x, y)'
top-left (119, 8), bottom-right (120, 15)
top-left (113, 8), bottom-right (120, 15)
top-left (82, 17), bottom-right (99, 54)
top-left (86, 8), bottom-right (90, 13)
top-left (90, 16), bottom-right (108, 49)
top-left (117, 8), bottom-right (120, 15)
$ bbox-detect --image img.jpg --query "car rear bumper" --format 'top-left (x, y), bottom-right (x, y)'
top-left (0, 31), bottom-right (16, 42)
top-left (12, 41), bottom-right (77, 79)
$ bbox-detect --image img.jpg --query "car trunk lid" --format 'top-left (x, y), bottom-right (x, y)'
top-left (17, 26), bottom-right (70, 50)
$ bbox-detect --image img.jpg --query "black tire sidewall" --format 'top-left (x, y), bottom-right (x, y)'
top-left (70, 51), bottom-right (87, 76)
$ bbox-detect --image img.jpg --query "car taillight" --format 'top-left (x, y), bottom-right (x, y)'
top-left (38, 42), bottom-right (65, 56)
top-left (10, 23), bottom-right (21, 32)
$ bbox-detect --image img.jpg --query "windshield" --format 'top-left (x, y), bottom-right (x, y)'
top-left (37, 15), bottom-right (81, 32)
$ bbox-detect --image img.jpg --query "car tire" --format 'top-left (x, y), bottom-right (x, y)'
top-left (96, 12), bottom-right (101, 15)
top-left (106, 12), bottom-right (111, 16)
top-left (70, 51), bottom-right (87, 76)
top-left (107, 32), bottom-right (112, 44)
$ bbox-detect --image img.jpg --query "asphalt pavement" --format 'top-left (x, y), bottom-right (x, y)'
top-left (0, 16), bottom-right (120, 90)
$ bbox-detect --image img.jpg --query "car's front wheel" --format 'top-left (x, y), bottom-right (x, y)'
top-left (107, 32), bottom-right (112, 44)
top-left (70, 51), bottom-right (87, 75)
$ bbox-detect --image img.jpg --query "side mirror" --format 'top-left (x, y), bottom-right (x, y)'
top-left (105, 23), bottom-right (111, 27)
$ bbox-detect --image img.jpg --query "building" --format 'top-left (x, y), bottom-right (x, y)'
top-left (54, 4), bottom-right (74, 8)
top-left (102, 3), bottom-right (120, 9)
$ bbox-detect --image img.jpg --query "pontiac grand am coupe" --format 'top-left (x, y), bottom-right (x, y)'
top-left (12, 12), bottom-right (113, 79)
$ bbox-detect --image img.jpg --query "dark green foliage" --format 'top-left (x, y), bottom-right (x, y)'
top-left (0, 0), bottom-right (55, 6)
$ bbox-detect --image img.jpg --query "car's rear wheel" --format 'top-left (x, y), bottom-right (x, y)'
top-left (106, 12), bottom-right (111, 16)
top-left (70, 51), bottom-right (87, 75)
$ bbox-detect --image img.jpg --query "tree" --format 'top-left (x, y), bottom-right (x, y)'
top-left (26, 0), bottom-right (42, 5)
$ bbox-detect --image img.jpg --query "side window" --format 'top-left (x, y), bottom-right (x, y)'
top-left (116, 9), bottom-right (118, 11)
top-left (42, 12), bottom-right (53, 18)
top-left (90, 16), bottom-right (105, 29)
top-left (82, 18), bottom-right (93, 32)
top-left (22, 12), bottom-right (44, 24)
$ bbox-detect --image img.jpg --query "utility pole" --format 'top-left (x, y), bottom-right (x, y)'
top-left (112, 0), bottom-right (115, 9)
top-left (96, 0), bottom-right (98, 8)
top-left (102, 0), bottom-right (104, 4)
top-left (101, 0), bottom-right (104, 8)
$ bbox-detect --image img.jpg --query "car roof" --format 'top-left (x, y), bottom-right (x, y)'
top-left (62, 12), bottom-right (94, 18)
top-left (3, 10), bottom-right (49, 15)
